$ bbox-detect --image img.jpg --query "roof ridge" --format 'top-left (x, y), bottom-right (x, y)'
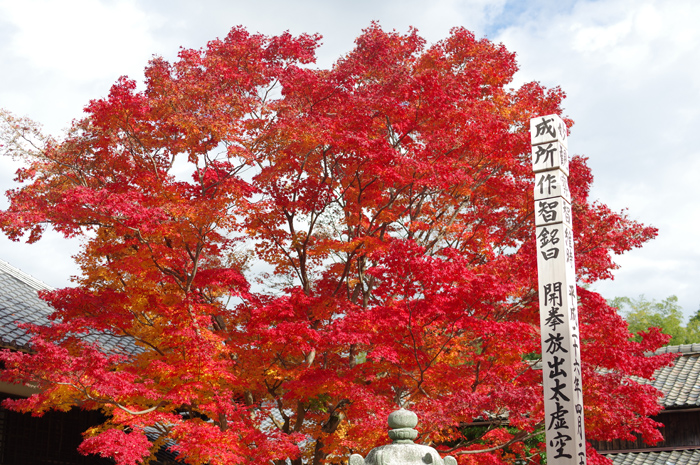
top-left (654, 343), bottom-right (700, 355)
top-left (0, 258), bottom-right (54, 292)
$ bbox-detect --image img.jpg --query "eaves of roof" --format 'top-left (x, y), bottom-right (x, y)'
top-left (0, 258), bottom-right (137, 355)
top-left (608, 448), bottom-right (700, 465)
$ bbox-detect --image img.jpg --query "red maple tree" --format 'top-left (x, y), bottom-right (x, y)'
top-left (0, 25), bottom-right (674, 465)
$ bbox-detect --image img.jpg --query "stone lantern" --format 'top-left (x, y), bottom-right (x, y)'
top-left (349, 409), bottom-right (457, 465)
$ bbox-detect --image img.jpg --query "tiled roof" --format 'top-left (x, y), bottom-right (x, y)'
top-left (654, 343), bottom-right (700, 355)
top-left (633, 344), bottom-right (700, 408)
top-left (608, 449), bottom-right (700, 465)
top-left (0, 259), bottom-right (55, 350)
top-left (0, 258), bottom-right (136, 354)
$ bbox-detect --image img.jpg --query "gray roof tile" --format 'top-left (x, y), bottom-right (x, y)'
top-left (629, 345), bottom-right (700, 408)
top-left (609, 449), bottom-right (700, 465)
top-left (0, 258), bottom-right (136, 354)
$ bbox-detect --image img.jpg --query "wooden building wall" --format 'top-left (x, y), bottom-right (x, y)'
top-left (0, 394), bottom-right (112, 465)
top-left (591, 409), bottom-right (700, 453)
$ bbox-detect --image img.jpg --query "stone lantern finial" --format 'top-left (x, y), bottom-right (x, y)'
top-left (348, 409), bottom-right (457, 465)
top-left (387, 408), bottom-right (418, 444)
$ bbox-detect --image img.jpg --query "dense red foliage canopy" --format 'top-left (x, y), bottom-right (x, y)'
top-left (0, 25), bottom-right (673, 465)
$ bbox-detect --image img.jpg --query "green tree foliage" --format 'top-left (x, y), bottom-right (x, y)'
top-left (686, 305), bottom-right (700, 341)
top-left (612, 295), bottom-right (700, 345)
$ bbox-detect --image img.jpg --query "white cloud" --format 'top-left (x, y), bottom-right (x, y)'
top-left (0, 0), bottom-right (160, 81)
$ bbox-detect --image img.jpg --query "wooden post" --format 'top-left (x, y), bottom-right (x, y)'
top-left (531, 114), bottom-right (586, 465)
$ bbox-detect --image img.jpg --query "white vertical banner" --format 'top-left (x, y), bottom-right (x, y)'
top-left (531, 115), bottom-right (586, 465)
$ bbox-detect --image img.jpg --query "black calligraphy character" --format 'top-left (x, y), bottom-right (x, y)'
top-left (545, 332), bottom-right (568, 355)
top-left (550, 431), bottom-right (573, 459)
top-left (534, 143), bottom-right (557, 167)
top-left (561, 174), bottom-right (570, 197)
top-left (566, 237), bottom-right (574, 263)
top-left (548, 402), bottom-right (569, 430)
top-left (535, 117), bottom-right (557, 139)
top-left (569, 285), bottom-right (576, 307)
top-left (560, 146), bottom-right (569, 167)
top-left (566, 245), bottom-right (574, 263)
top-left (548, 355), bottom-right (568, 379)
top-left (550, 377), bottom-right (570, 402)
top-left (541, 247), bottom-right (560, 261)
top-left (544, 282), bottom-right (563, 306)
top-left (576, 404), bottom-right (584, 439)
top-left (574, 376), bottom-right (582, 394)
top-left (537, 173), bottom-right (558, 196)
top-left (538, 200), bottom-right (559, 223)
top-left (545, 307), bottom-right (565, 331)
top-left (578, 452), bottom-right (586, 465)
top-left (538, 227), bottom-right (560, 248)
top-left (558, 121), bottom-right (567, 140)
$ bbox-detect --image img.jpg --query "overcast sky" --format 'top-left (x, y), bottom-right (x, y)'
top-left (1, 0), bottom-right (698, 318)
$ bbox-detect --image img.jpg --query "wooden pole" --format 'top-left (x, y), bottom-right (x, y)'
top-left (531, 114), bottom-right (586, 465)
